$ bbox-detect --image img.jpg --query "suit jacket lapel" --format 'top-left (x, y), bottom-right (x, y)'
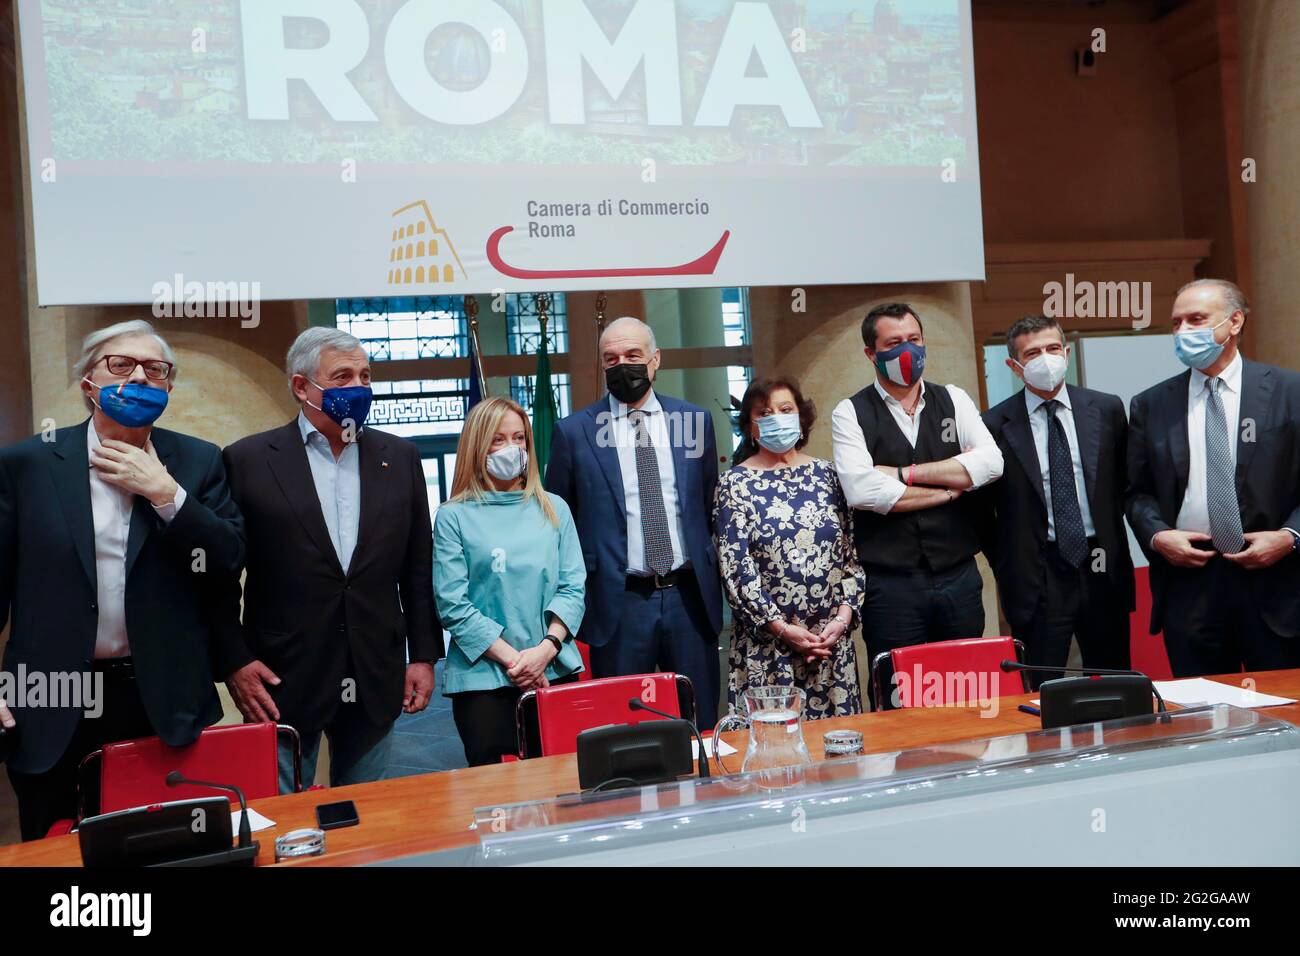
top-left (266, 421), bottom-right (345, 578)
top-left (1168, 372), bottom-right (1192, 503)
top-left (351, 429), bottom-right (389, 576)
top-left (1236, 361), bottom-right (1271, 492)
top-left (1070, 386), bottom-right (1102, 508)
top-left (584, 400), bottom-right (627, 518)
top-left (124, 428), bottom-right (179, 579)
top-left (1002, 396), bottom-right (1045, 510)
top-left (49, 420), bottom-right (97, 590)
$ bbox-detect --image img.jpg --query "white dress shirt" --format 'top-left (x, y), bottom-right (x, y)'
top-left (607, 391), bottom-right (688, 574)
top-left (298, 411), bottom-right (361, 573)
top-left (831, 380), bottom-right (1004, 514)
top-left (88, 423), bottom-right (186, 659)
top-left (1176, 351), bottom-right (1242, 535)
top-left (1024, 386), bottom-right (1096, 539)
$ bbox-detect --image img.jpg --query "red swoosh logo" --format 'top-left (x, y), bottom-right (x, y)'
top-left (486, 226), bottom-right (730, 279)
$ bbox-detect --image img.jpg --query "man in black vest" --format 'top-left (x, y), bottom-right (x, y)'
top-left (831, 303), bottom-right (1004, 698)
top-left (978, 316), bottom-right (1135, 688)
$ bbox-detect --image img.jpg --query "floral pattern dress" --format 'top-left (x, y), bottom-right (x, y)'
top-left (713, 458), bottom-right (866, 719)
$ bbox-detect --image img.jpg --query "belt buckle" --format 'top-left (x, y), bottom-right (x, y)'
top-left (653, 572), bottom-right (672, 589)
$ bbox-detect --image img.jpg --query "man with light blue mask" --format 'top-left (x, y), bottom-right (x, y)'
top-left (0, 320), bottom-right (244, 839)
top-left (1127, 279), bottom-right (1300, 677)
top-left (831, 303), bottom-right (1004, 706)
top-left (218, 327), bottom-right (440, 792)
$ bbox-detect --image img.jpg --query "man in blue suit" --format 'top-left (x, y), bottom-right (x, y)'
top-left (545, 316), bottom-right (724, 727)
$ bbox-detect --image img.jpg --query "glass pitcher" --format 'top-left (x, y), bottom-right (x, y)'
top-left (712, 685), bottom-right (814, 789)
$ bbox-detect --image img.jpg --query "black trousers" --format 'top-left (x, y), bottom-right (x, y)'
top-left (451, 673), bottom-right (580, 768)
top-left (861, 558), bottom-right (986, 709)
top-left (1011, 540), bottom-right (1131, 691)
top-left (7, 661), bottom-right (154, 841)
top-left (588, 570), bottom-right (721, 729)
top-left (1161, 557), bottom-right (1300, 678)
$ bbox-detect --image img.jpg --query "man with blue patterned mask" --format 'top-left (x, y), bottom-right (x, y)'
top-left (1, 320), bottom-right (244, 840)
top-left (218, 328), bottom-right (440, 793)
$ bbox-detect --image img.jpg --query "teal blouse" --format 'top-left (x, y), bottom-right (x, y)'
top-left (433, 490), bottom-right (586, 695)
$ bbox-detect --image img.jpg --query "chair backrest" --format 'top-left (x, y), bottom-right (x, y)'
top-left (96, 723), bottom-right (282, 815)
top-left (520, 673), bottom-right (695, 758)
top-left (882, 637), bottom-right (1025, 709)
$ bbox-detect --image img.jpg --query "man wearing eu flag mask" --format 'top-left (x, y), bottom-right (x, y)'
top-left (1127, 279), bottom-right (1300, 677)
top-left (0, 320), bottom-right (244, 840)
top-left (831, 303), bottom-right (1003, 706)
top-left (218, 328), bottom-right (440, 791)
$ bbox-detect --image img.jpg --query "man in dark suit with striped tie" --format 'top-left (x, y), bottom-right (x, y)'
top-left (544, 317), bottom-right (723, 727)
top-left (1126, 279), bottom-right (1300, 677)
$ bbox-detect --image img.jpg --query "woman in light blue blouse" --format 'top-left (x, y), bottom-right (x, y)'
top-left (434, 397), bottom-right (585, 766)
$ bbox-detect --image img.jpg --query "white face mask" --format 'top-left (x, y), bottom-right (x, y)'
top-left (1015, 352), bottom-right (1069, 392)
top-left (485, 444), bottom-right (528, 482)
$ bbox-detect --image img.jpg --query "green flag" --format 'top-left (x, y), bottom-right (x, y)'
top-left (532, 329), bottom-right (557, 475)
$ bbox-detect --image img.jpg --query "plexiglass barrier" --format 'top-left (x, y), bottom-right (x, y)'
top-left (471, 705), bottom-right (1300, 865)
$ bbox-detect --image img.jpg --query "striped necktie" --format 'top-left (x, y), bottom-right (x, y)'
top-left (1204, 376), bottom-right (1245, 554)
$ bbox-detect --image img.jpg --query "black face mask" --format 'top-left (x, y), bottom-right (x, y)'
top-left (605, 362), bottom-right (652, 405)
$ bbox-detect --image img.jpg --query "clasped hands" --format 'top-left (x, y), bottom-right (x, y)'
top-left (498, 636), bottom-right (560, 690)
top-left (1153, 528), bottom-right (1293, 570)
top-left (770, 611), bottom-right (851, 666)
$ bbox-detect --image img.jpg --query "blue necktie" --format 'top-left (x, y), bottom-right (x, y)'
top-left (1045, 400), bottom-right (1087, 568)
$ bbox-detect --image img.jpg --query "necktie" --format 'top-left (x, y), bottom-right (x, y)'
top-left (629, 410), bottom-right (674, 575)
top-left (1204, 377), bottom-right (1245, 554)
top-left (1044, 400), bottom-right (1088, 568)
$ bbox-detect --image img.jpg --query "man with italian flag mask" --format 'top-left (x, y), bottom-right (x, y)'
top-left (830, 303), bottom-right (1005, 708)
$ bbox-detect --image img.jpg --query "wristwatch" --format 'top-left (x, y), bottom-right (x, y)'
top-left (1286, 529), bottom-right (1300, 553)
top-left (542, 634), bottom-right (564, 655)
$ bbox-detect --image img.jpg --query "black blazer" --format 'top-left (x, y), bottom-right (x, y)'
top-left (218, 421), bottom-right (440, 736)
top-left (1126, 359), bottom-right (1300, 637)
top-left (978, 385), bottom-right (1136, 632)
top-left (0, 420), bottom-right (243, 774)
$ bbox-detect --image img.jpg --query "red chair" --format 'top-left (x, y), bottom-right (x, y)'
top-left (576, 641), bottom-right (593, 682)
top-left (45, 722), bottom-right (302, 837)
top-left (515, 673), bottom-right (696, 759)
top-left (871, 637), bottom-right (1028, 711)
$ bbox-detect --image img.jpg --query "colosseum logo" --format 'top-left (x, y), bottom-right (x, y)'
top-left (387, 201), bottom-right (468, 287)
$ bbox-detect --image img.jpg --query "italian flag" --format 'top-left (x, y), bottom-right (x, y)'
top-left (879, 349), bottom-right (916, 384)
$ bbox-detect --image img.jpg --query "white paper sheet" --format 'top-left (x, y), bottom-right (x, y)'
top-left (692, 736), bottom-right (738, 760)
top-left (1152, 678), bottom-right (1296, 709)
top-left (232, 808), bottom-right (277, 833)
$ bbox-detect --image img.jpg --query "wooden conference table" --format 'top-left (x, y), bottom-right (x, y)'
top-left (3, 669), bottom-right (1299, 867)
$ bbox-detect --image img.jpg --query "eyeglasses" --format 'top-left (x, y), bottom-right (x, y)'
top-left (98, 354), bottom-right (174, 381)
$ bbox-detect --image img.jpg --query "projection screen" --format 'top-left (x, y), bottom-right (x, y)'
top-left (17, 0), bottom-right (984, 305)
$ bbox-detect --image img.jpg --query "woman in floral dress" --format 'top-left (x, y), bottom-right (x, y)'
top-left (713, 377), bottom-right (866, 719)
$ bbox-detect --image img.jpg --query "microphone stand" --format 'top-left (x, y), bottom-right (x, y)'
top-left (628, 698), bottom-right (712, 780)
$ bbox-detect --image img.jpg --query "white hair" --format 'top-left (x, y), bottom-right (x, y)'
top-left (74, 319), bottom-right (177, 412)
top-left (1176, 278), bottom-right (1251, 318)
top-left (600, 315), bottom-right (657, 355)
top-left (285, 326), bottom-right (366, 397)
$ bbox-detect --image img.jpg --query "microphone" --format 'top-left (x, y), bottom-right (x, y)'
top-left (627, 698), bottom-right (711, 779)
top-left (166, 771), bottom-right (254, 848)
top-left (1000, 660), bottom-right (1167, 713)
